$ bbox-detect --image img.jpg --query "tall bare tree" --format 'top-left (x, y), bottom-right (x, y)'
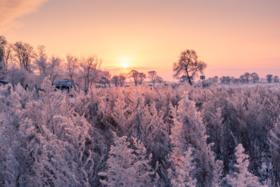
top-left (0, 36), bottom-right (7, 79)
top-left (65, 54), bottom-right (78, 86)
top-left (0, 36), bottom-right (12, 79)
top-left (173, 49), bottom-right (207, 85)
top-left (48, 56), bottom-right (62, 83)
top-left (0, 36), bottom-right (7, 63)
top-left (78, 55), bottom-right (101, 93)
top-left (35, 45), bottom-right (48, 75)
top-left (13, 41), bottom-right (35, 71)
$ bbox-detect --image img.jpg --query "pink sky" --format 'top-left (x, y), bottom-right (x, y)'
top-left (1, 0), bottom-right (280, 81)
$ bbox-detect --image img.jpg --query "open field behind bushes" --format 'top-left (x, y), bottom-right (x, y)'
top-left (1, 77), bottom-right (280, 186)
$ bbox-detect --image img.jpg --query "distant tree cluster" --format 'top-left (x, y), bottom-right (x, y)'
top-left (218, 72), bottom-right (280, 85)
top-left (266, 74), bottom-right (279, 83)
top-left (219, 72), bottom-right (260, 84)
top-left (0, 35), bottom-right (166, 92)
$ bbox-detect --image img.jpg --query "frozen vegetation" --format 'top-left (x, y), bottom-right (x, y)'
top-left (1, 76), bottom-right (280, 187)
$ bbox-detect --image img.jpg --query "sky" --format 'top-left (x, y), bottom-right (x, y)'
top-left (1, 0), bottom-right (280, 81)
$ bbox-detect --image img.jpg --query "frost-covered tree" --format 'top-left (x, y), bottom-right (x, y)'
top-left (78, 55), bottom-right (102, 93)
top-left (169, 92), bottom-right (222, 187)
top-left (99, 135), bottom-right (157, 187)
top-left (226, 144), bottom-right (265, 187)
top-left (173, 50), bottom-right (207, 85)
top-left (270, 120), bottom-right (280, 186)
top-left (13, 41), bottom-right (35, 71)
top-left (168, 147), bottom-right (197, 187)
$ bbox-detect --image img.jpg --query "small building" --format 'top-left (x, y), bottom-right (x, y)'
top-left (0, 80), bottom-right (9, 86)
top-left (53, 79), bottom-right (74, 92)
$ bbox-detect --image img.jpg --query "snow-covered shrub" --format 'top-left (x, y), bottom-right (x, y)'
top-left (1, 77), bottom-right (280, 186)
top-left (99, 134), bottom-right (157, 187)
top-left (226, 144), bottom-right (265, 187)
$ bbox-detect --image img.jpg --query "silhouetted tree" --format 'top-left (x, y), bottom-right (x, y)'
top-left (111, 73), bottom-right (126, 87)
top-left (220, 76), bottom-right (231, 84)
top-left (0, 36), bottom-right (7, 79)
top-left (111, 76), bottom-right (119, 87)
top-left (274, 76), bottom-right (279, 83)
top-left (65, 54), bottom-right (78, 87)
top-left (251, 72), bottom-right (259, 83)
top-left (128, 70), bottom-right (146, 86)
top-left (148, 71), bottom-right (157, 86)
top-left (173, 49), bottom-right (207, 85)
top-left (79, 55), bottom-right (102, 93)
top-left (240, 72), bottom-right (250, 84)
top-left (35, 45), bottom-right (48, 75)
top-left (0, 36), bottom-right (7, 63)
top-left (148, 70), bottom-right (163, 86)
top-left (213, 76), bottom-right (219, 83)
top-left (97, 70), bottom-right (111, 88)
top-left (13, 41), bottom-right (35, 71)
top-left (266, 74), bottom-right (273, 83)
top-left (0, 36), bottom-right (12, 79)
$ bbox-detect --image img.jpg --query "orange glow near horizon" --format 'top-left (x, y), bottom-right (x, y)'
top-left (1, 0), bottom-right (280, 81)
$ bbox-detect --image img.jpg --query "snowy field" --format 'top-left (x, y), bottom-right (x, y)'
top-left (1, 77), bottom-right (280, 186)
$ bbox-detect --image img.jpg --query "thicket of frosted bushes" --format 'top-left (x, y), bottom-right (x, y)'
top-left (1, 77), bottom-right (280, 186)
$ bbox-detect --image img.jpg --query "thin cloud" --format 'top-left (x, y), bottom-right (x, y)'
top-left (0, 0), bottom-right (49, 32)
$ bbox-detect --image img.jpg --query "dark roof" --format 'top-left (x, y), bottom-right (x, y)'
top-left (53, 79), bottom-right (74, 88)
top-left (0, 80), bottom-right (9, 85)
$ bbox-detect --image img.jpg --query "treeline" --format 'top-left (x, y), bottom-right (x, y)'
top-left (1, 77), bottom-right (280, 186)
top-left (0, 36), bottom-right (165, 92)
top-left (215, 73), bottom-right (279, 85)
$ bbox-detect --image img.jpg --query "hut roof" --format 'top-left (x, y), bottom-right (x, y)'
top-left (53, 79), bottom-right (74, 88)
top-left (0, 80), bottom-right (9, 85)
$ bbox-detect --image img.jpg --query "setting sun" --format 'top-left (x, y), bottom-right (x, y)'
top-left (119, 57), bottom-right (130, 69)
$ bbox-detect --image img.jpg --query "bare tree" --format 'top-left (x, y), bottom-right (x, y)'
top-left (35, 45), bottom-right (48, 75)
top-left (266, 74), bottom-right (273, 83)
top-left (13, 41), bottom-right (35, 71)
top-left (97, 70), bottom-right (111, 88)
top-left (128, 70), bottom-right (146, 86)
top-left (148, 70), bottom-right (163, 86)
top-left (6, 64), bottom-right (28, 87)
top-left (156, 76), bottom-right (163, 85)
top-left (0, 36), bottom-right (12, 79)
top-left (111, 73), bottom-right (126, 87)
top-left (274, 76), bottom-right (279, 83)
top-left (48, 56), bottom-right (62, 83)
top-left (78, 55), bottom-right (101, 93)
top-left (111, 75), bottom-right (119, 87)
top-left (220, 76), bottom-right (231, 84)
top-left (213, 76), bottom-right (219, 83)
top-left (65, 54), bottom-right (78, 86)
top-left (0, 36), bottom-right (7, 80)
top-left (173, 49), bottom-right (207, 85)
top-left (0, 36), bottom-right (7, 63)
top-left (251, 72), bottom-right (259, 83)
top-left (148, 71), bottom-right (157, 86)
top-left (119, 73), bottom-right (126, 87)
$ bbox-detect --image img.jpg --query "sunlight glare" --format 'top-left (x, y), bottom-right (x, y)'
top-left (119, 57), bottom-right (130, 69)
top-left (122, 64), bottom-right (128, 68)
